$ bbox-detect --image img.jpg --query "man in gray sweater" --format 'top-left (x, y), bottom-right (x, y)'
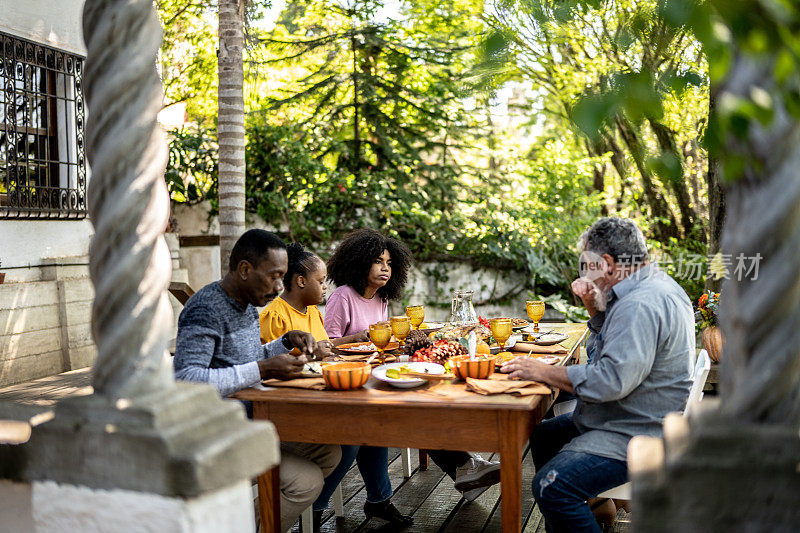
top-left (173, 229), bottom-right (341, 532)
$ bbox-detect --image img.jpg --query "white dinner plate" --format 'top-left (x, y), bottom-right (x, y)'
top-left (489, 336), bottom-right (518, 354)
top-left (372, 362), bottom-right (445, 388)
top-left (519, 330), bottom-right (569, 345)
top-left (418, 322), bottom-right (446, 334)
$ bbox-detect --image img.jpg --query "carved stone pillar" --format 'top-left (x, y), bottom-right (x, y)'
top-left (1, 0), bottom-right (279, 529)
top-left (632, 51), bottom-right (800, 531)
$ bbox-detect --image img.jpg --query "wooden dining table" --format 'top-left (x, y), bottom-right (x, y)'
top-left (233, 323), bottom-right (588, 532)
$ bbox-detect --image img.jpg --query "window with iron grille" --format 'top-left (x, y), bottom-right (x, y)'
top-left (1, 31), bottom-right (86, 219)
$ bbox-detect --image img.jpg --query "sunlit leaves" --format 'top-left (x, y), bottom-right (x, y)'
top-left (165, 125), bottom-right (218, 204)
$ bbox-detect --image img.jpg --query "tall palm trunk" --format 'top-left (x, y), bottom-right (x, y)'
top-left (217, 0), bottom-right (246, 273)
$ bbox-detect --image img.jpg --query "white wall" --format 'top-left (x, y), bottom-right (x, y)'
top-left (0, 220), bottom-right (94, 282)
top-left (0, 0), bottom-right (91, 281)
top-left (0, 0), bottom-right (87, 56)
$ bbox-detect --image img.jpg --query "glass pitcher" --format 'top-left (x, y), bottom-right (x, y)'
top-left (449, 289), bottom-right (478, 325)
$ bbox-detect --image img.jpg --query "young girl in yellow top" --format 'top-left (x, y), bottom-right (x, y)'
top-left (259, 243), bottom-right (367, 356)
top-left (258, 242), bottom-right (411, 528)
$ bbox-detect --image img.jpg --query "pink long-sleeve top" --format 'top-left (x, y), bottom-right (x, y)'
top-left (323, 285), bottom-right (388, 339)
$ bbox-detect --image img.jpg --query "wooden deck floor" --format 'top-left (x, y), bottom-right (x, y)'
top-left (0, 367), bottom-right (92, 421)
top-left (302, 448), bottom-right (631, 533)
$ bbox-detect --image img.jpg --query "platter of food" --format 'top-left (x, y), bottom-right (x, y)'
top-left (430, 323), bottom-right (492, 342)
top-left (510, 318), bottom-right (530, 330)
top-left (372, 362), bottom-right (446, 388)
top-left (336, 341), bottom-right (400, 354)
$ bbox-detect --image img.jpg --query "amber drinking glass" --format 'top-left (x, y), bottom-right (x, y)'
top-left (405, 305), bottom-right (425, 330)
top-left (490, 318), bottom-right (513, 350)
top-left (526, 300), bottom-right (546, 333)
top-left (369, 322), bottom-right (393, 363)
top-left (390, 315), bottom-right (412, 348)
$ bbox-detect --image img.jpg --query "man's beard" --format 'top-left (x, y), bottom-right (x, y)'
top-left (593, 284), bottom-right (611, 312)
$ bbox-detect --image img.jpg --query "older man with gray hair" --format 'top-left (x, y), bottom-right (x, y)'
top-left (501, 217), bottom-right (695, 532)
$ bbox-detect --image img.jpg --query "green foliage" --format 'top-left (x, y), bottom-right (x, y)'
top-left (540, 293), bottom-right (590, 323)
top-left (157, 0), bottom-right (219, 120)
top-left (160, 0), bottom-right (726, 313)
top-left (665, 0), bottom-right (800, 182)
top-left (648, 229), bottom-right (708, 300)
top-left (165, 125), bottom-right (218, 204)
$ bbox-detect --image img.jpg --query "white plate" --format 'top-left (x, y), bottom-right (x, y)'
top-left (519, 331), bottom-right (569, 345)
top-left (489, 336), bottom-right (519, 354)
top-left (533, 355), bottom-right (562, 365)
top-left (418, 322), bottom-right (446, 334)
top-left (372, 362), bottom-right (445, 388)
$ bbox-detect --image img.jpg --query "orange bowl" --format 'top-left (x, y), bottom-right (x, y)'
top-left (322, 362), bottom-right (371, 390)
top-left (450, 355), bottom-right (497, 380)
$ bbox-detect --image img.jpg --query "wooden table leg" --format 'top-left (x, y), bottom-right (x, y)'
top-left (253, 401), bottom-right (281, 533)
top-left (257, 466), bottom-right (280, 533)
top-left (418, 449), bottom-right (429, 471)
top-left (499, 411), bottom-right (526, 532)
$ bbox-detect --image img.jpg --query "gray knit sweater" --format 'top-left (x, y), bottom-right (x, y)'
top-left (173, 281), bottom-right (286, 397)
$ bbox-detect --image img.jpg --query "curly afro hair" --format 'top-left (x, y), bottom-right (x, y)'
top-left (326, 229), bottom-right (413, 301)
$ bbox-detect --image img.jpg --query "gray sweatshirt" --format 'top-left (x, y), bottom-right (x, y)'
top-left (173, 281), bottom-right (287, 397)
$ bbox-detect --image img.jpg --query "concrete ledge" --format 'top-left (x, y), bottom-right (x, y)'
top-left (633, 403), bottom-right (800, 532)
top-left (0, 305), bottom-right (60, 336)
top-left (0, 478), bottom-right (256, 533)
top-left (32, 479), bottom-right (255, 532)
top-left (0, 329), bottom-right (62, 359)
top-left (0, 282), bottom-right (59, 310)
top-left (22, 383), bottom-right (279, 497)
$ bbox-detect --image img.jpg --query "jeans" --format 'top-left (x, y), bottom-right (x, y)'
top-left (531, 414), bottom-right (628, 533)
top-left (313, 445), bottom-right (393, 510)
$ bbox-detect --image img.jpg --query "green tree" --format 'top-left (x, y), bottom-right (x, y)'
top-left (218, 0), bottom-right (247, 272)
top-left (486, 0), bottom-right (711, 246)
top-left (157, 0), bottom-right (218, 121)
top-left (244, 0), bottom-right (488, 239)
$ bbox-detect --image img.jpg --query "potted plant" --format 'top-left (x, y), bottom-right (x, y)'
top-left (696, 291), bottom-right (723, 363)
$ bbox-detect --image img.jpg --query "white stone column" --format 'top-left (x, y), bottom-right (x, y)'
top-left (0, 1), bottom-right (280, 530)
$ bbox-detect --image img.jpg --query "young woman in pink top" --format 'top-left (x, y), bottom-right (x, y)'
top-left (325, 229), bottom-right (411, 338)
top-left (325, 229), bottom-right (501, 505)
